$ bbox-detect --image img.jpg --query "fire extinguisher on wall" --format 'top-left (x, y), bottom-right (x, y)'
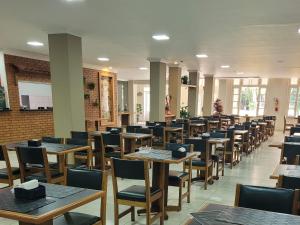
top-left (274, 97), bottom-right (279, 112)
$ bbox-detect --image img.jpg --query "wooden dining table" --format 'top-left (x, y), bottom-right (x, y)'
top-left (6, 141), bottom-right (92, 172)
top-left (270, 164), bottom-right (300, 179)
top-left (234, 130), bottom-right (249, 153)
top-left (189, 123), bottom-right (205, 137)
top-left (121, 132), bottom-right (153, 153)
top-left (124, 148), bottom-right (196, 219)
top-left (0, 183), bottom-right (104, 225)
top-left (164, 127), bottom-right (184, 144)
top-left (184, 203), bottom-right (300, 225)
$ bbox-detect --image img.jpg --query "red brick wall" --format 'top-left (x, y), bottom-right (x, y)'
top-left (0, 54), bottom-right (117, 143)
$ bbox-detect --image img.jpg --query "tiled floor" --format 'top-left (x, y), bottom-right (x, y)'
top-left (0, 132), bottom-right (282, 225)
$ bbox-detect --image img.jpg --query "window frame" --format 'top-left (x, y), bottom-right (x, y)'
top-left (288, 79), bottom-right (300, 117)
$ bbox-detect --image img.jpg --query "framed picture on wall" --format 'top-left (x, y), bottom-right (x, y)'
top-left (0, 52), bottom-right (10, 109)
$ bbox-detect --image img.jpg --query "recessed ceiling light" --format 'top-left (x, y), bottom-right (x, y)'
top-left (27, 41), bottom-right (44, 47)
top-left (152, 34), bottom-right (170, 41)
top-left (298, 28), bottom-right (300, 34)
top-left (196, 54), bottom-right (208, 58)
top-left (108, 66), bottom-right (113, 70)
top-left (139, 67), bottom-right (148, 70)
top-left (221, 65), bottom-right (230, 68)
top-left (174, 61), bottom-right (179, 65)
top-left (237, 72), bottom-right (244, 75)
top-left (97, 57), bottom-right (110, 62)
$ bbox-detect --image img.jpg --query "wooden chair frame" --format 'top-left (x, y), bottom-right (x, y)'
top-left (0, 145), bottom-right (19, 186)
top-left (111, 160), bottom-right (164, 225)
top-left (16, 147), bottom-right (64, 184)
top-left (63, 168), bottom-right (108, 225)
top-left (235, 183), bottom-right (300, 215)
top-left (284, 116), bottom-right (295, 134)
top-left (184, 142), bottom-right (213, 190)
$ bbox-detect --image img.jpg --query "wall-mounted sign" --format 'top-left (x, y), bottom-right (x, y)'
top-left (0, 52), bottom-right (9, 109)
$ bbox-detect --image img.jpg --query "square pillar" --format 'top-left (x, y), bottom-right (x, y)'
top-left (149, 60), bottom-right (166, 121)
top-left (203, 75), bottom-right (215, 116)
top-left (48, 33), bottom-right (85, 137)
top-left (188, 70), bottom-right (200, 117)
top-left (168, 67), bottom-right (181, 118)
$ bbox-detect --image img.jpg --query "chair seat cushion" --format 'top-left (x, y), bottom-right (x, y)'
top-left (185, 159), bottom-right (206, 167)
top-left (105, 145), bottom-right (121, 152)
top-left (0, 167), bottom-right (20, 179)
top-left (25, 171), bottom-right (63, 182)
top-left (168, 170), bottom-right (188, 185)
top-left (105, 151), bottom-right (121, 158)
top-left (117, 185), bottom-right (161, 202)
top-left (54, 212), bottom-right (100, 225)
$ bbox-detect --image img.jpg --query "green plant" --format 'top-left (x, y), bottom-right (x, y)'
top-left (84, 93), bottom-right (90, 99)
top-left (87, 82), bottom-right (95, 90)
top-left (181, 75), bottom-right (188, 84)
top-left (180, 106), bottom-right (190, 119)
top-left (92, 99), bottom-right (99, 107)
top-left (136, 103), bottom-right (143, 122)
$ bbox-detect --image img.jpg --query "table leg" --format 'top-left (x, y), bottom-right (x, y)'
top-left (131, 139), bottom-right (136, 153)
top-left (19, 220), bottom-right (53, 225)
top-left (57, 154), bottom-right (65, 173)
top-left (94, 136), bottom-right (104, 170)
top-left (87, 147), bottom-right (93, 169)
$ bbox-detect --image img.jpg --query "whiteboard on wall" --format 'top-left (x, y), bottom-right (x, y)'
top-left (0, 52), bottom-right (10, 108)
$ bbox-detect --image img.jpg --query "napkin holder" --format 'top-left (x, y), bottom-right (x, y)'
top-left (172, 147), bottom-right (187, 158)
top-left (28, 139), bottom-right (42, 147)
top-left (15, 185), bottom-right (46, 200)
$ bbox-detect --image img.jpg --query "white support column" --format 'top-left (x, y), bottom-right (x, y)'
top-left (203, 75), bottom-right (215, 116)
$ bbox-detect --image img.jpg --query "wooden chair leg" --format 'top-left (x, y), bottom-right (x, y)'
top-left (159, 194), bottom-right (164, 225)
top-left (187, 180), bottom-right (191, 203)
top-left (178, 182), bottom-right (182, 211)
top-left (131, 206), bottom-right (135, 221)
top-left (204, 168), bottom-right (208, 190)
top-left (146, 202), bottom-right (151, 225)
top-left (114, 203), bottom-right (119, 225)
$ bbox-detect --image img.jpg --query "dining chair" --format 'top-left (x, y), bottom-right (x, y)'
top-left (285, 136), bottom-right (300, 142)
top-left (106, 127), bottom-right (123, 133)
top-left (111, 158), bottom-right (164, 225)
top-left (284, 116), bottom-right (294, 134)
top-left (0, 145), bottom-right (20, 186)
top-left (210, 131), bottom-right (227, 178)
top-left (278, 175), bottom-right (300, 190)
top-left (235, 184), bottom-right (299, 215)
top-left (165, 143), bottom-right (193, 211)
top-left (135, 128), bottom-right (153, 147)
top-left (127, 125), bottom-right (142, 133)
top-left (41, 136), bottom-right (64, 144)
top-left (151, 126), bottom-right (165, 147)
top-left (66, 137), bottom-right (93, 167)
top-left (281, 143), bottom-right (300, 165)
top-left (16, 147), bottom-right (64, 184)
top-left (154, 121), bottom-right (167, 127)
top-left (290, 126), bottom-right (300, 136)
top-left (101, 132), bottom-right (123, 167)
top-left (54, 168), bottom-right (107, 225)
top-left (184, 138), bottom-right (213, 189)
top-left (225, 128), bottom-right (240, 168)
top-left (71, 131), bottom-right (89, 140)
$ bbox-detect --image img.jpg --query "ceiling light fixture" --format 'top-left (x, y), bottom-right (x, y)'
top-left (152, 34), bottom-right (170, 41)
top-left (196, 54), bottom-right (208, 58)
top-left (174, 61), bottom-right (179, 65)
top-left (97, 57), bottom-right (110, 62)
top-left (298, 28), bottom-right (300, 34)
top-left (27, 41), bottom-right (44, 47)
top-left (139, 67), bottom-right (148, 70)
top-left (236, 72), bottom-right (244, 75)
top-left (108, 66), bottom-right (113, 70)
top-left (221, 65), bottom-right (230, 68)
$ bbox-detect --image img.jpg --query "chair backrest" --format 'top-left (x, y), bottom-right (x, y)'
top-left (210, 131), bottom-right (226, 139)
top-left (285, 136), bottom-right (300, 142)
top-left (165, 143), bottom-right (193, 152)
top-left (71, 131), bottom-right (89, 140)
top-left (106, 127), bottom-right (122, 133)
top-left (151, 126), bottom-right (165, 137)
top-left (42, 136), bottom-right (63, 144)
top-left (281, 143), bottom-right (300, 164)
top-left (278, 175), bottom-right (300, 190)
top-left (126, 125), bottom-right (142, 133)
top-left (154, 121), bottom-right (167, 127)
top-left (290, 127), bottom-right (300, 135)
top-left (111, 158), bottom-right (146, 180)
top-left (66, 138), bottom-right (89, 146)
top-left (135, 127), bottom-right (153, 134)
top-left (235, 184), bottom-right (298, 214)
top-left (16, 147), bottom-right (46, 166)
top-left (66, 168), bottom-right (106, 190)
top-left (235, 124), bottom-right (245, 130)
top-left (184, 138), bottom-right (206, 153)
top-left (170, 123), bottom-right (184, 128)
top-left (101, 132), bottom-right (121, 146)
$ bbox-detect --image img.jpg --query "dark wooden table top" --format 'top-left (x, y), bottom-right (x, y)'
top-left (124, 149), bottom-right (196, 164)
top-left (185, 203), bottom-right (300, 225)
top-left (6, 141), bottom-right (90, 155)
top-left (207, 138), bottom-right (230, 144)
top-left (164, 127), bottom-right (183, 132)
top-left (189, 123), bottom-right (205, 127)
top-left (0, 183), bottom-right (103, 224)
top-left (270, 164), bottom-right (300, 179)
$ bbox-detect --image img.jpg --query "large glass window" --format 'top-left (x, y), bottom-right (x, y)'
top-left (288, 79), bottom-right (300, 116)
top-left (232, 78), bottom-right (267, 116)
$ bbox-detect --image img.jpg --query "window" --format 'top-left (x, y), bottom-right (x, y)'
top-left (18, 81), bottom-right (53, 110)
top-left (232, 78), bottom-right (268, 116)
top-left (288, 79), bottom-right (300, 116)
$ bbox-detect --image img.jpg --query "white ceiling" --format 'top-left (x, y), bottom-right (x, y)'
top-left (1, 0), bottom-right (300, 80)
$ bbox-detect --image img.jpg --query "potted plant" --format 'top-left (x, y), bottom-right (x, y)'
top-left (87, 82), bottom-right (95, 90)
top-left (92, 99), bottom-right (99, 107)
top-left (136, 103), bottom-right (143, 122)
top-left (180, 106), bottom-right (190, 119)
top-left (181, 75), bottom-right (188, 85)
top-left (84, 93), bottom-right (90, 100)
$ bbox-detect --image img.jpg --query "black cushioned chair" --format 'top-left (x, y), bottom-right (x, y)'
top-left (101, 132), bottom-right (123, 161)
top-left (210, 131), bottom-right (227, 178)
top-left (16, 147), bottom-right (64, 184)
top-left (184, 138), bottom-right (213, 189)
top-left (66, 138), bottom-right (93, 167)
top-left (278, 175), bottom-right (300, 190)
top-left (111, 158), bottom-right (164, 225)
top-left (71, 131), bottom-right (89, 140)
top-left (290, 126), bottom-right (300, 136)
top-left (151, 126), bottom-right (165, 147)
top-left (285, 136), bottom-right (300, 142)
top-left (165, 143), bottom-right (192, 211)
top-left (235, 184), bottom-right (299, 215)
top-left (0, 145), bottom-right (20, 186)
top-left (54, 168), bottom-right (107, 225)
top-left (281, 143), bottom-right (300, 165)
top-left (126, 125), bottom-right (142, 133)
top-left (42, 136), bottom-right (64, 144)
top-left (106, 127), bottom-right (123, 133)
top-left (135, 128), bottom-right (153, 147)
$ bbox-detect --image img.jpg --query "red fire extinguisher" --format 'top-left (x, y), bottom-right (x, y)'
top-left (274, 97), bottom-right (279, 112)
